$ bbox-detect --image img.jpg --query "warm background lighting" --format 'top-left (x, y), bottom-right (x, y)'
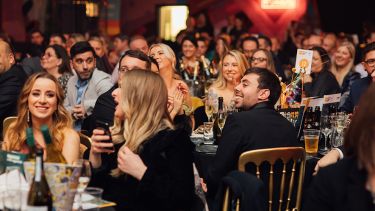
top-left (261, 0), bottom-right (296, 9)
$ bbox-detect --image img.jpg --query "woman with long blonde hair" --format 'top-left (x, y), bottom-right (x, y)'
top-left (2, 72), bottom-right (80, 163)
top-left (209, 50), bottom-right (249, 108)
top-left (330, 41), bottom-right (360, 106)
top-left (89, 69), bottom-right (195, 210)
top-left (148, 43), bottom-right (192, 119)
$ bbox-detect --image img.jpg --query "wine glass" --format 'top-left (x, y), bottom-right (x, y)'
top-left (319, 115), bottom-right (332, 155)
top-left (217, 112), bottom-right (227, 134)
top-left (205, 100), bottom-right (214, 122)
top-left (75, 159), bottom-right (91, 211)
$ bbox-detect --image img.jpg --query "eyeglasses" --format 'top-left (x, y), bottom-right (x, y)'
top-left (364, 59), bottom-right (375, 66)
top-left (250, 57), bottom-right (267, 63)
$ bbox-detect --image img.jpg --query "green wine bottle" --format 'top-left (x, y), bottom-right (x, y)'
top-left (27, 149), bottom-right (53, 211)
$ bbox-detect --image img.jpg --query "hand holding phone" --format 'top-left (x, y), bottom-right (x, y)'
top-left (94, 120), bottom-right (115, 151)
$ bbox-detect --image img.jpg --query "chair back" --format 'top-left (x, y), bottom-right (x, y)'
top-left (238, 147), bottom-right (306, 211)
top-left (78, 132), bottom-right (92, 149)
top-left (2, 116), bottom-right (17, 138)
top-left (78, 132), bottom-right (92, 158)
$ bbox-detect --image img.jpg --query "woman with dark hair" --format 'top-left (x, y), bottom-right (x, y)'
top-left (302, 46), bottom-right (341, 97)
top-left (177, 36), bottom-right (205, 82)
top-left (40, 44), bottom-right (73, 96)
top-left (304, 83), bottom-right (375, 211)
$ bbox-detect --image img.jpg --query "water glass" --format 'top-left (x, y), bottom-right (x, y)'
top-left (203, 122), bottom-right (214, 144)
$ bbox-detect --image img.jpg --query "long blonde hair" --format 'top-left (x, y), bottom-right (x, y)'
top-left (330, 41), bottom-right (355, 86)
top-left (148, 43), bottom-right (177, 72)
top-left (3, 72), bottom-right (72, 152)
top-left (112, 69), bottom-right (174, 176)
top-left (212, 50), bottom-right (249, 89)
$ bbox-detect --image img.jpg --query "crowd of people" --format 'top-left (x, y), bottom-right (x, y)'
top-left (0, 12), bottom-right (375, 210)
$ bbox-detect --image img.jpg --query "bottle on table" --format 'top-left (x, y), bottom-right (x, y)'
top-left (27, 149), bottom-right (53, 211)
top-left (313, 106), bottom-right (321, 130)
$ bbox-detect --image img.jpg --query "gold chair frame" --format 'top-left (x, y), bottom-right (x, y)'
top-left (2, 116), bottom-right (17, 139)
top-left (222, 147), bottom-right (306, 211)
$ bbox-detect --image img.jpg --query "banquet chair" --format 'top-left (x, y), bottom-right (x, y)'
top-left (2, 116), bottom-right (17, 138)
top-left (78, 132), bottom-right (92, 158)
top-left (232, 147), bottom-right (306, 211)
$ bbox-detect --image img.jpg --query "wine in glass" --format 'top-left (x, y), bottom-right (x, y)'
top-left (319, 115), bottom-right (332, 155)
top-left (205, 103), bottom-right (214, 122)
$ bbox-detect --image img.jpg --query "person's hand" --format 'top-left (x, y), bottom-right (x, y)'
top-left (73, 104), bottom-right (86, 119)
top-left (90, 129), bottom-right (115, 154)
top-left (200, 178), bottom-right (207, 193)
top-left (177, 82), bottom-right (189, 95)
top-left (117, 146), bottom-right (147, 180)
top-left (168, 90), bottom-right (184, 119)
top-left (314, 149), bottom-right (341, 175)
top-left (167, 95), bottom-right (174, 114)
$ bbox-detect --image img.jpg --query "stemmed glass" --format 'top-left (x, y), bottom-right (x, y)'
top-left (205, 91), bottom-right (217, 122)
top-left (205, 99), bottom-right (214, 122)
top-left (332, 113), bottom-right (346, 148)
top-left (75, 159), bottom-right (92, 211)
top-left (319, 115), bottom-right (332, 155)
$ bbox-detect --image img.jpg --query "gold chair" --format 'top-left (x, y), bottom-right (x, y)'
top-left (235, 147), bottom-right (306, 211)
top-left (2, 116), bottom-right (17, 138)
top-left (78, 132), bottom-right (92, 158)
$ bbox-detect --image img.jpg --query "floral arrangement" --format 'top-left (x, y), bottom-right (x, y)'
top-left (280, 67), bottom-right (305, 108)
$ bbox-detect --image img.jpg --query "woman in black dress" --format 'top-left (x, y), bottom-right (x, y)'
top-left (303, 46), bottom-right (341, 98)
top-left (89, 69), bottom-right (195, 210)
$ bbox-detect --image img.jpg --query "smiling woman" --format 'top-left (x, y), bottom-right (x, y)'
top-left (2, 72), bottom-right (80, 164)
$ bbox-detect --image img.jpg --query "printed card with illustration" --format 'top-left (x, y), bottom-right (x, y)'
top-left (295, 49), bottom-right (313, 74)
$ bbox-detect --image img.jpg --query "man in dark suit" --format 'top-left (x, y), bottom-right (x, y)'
top-left (340, 42), bottom-right (375, 113)
top-left (0, 40), bottom-right (28, 139)
top-left (206, 67), bottom-right (299, 198)
top-left (86, 50), bottom-right (151, 135)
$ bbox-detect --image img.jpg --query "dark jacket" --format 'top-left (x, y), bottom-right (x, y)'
top-left (0, 64), bottom-right (27, 138)
top-left (213, 171), bottom-right (267, 211)
top-left (86, 85), bottom-right (117, 135)
top-left (206, 102), bottom-right (299, 198)
top-left (340, 76), bottom-right (372, 112)
top-left (90, 128), bottom-right (195, 211)
top-left (303, 157), bottom-right (373, 211)
top-left (341, 70), bottom-right (361, 95)
top-left (304, 70), bottom-right (341, 98)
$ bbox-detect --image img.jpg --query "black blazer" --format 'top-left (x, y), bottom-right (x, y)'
top-left (0, 65), bottom-right (27, 138)
top-left (340, 76), bottom-right (372, 113)
top-left (90, 128), bottom-right (195, 211)
top-left (303, 157), bottom-right (374, 211)
top-left (206, 102), bottom-right (299, 197)
top-left (303, 70), bottom-right (341, 98)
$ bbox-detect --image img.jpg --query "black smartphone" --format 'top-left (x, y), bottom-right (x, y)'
top-left (95, 120), bottom-right (114, 150)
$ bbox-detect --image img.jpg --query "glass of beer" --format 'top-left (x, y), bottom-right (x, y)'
top-left (304, 129), bottom-right (320, 157)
